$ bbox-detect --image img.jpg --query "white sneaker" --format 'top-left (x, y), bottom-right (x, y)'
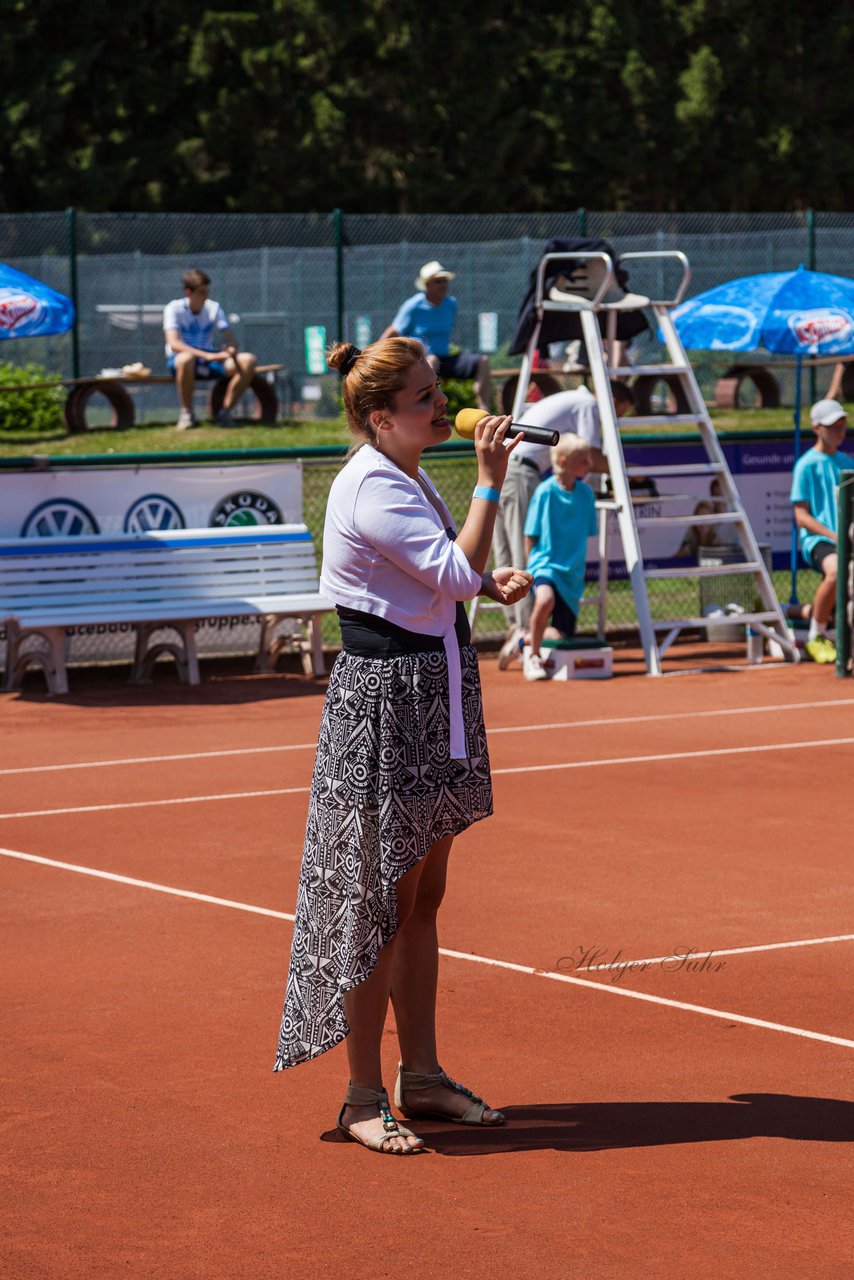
top-left (176, 409), bottom-right (196, 430)
top-left (524, 652), bottom-right (549, 681)
top-left (497, 626), bottom-right (525, 670)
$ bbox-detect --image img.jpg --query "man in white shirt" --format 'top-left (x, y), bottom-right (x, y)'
top-left (493, 382), bottom-right (634, 657)
top-left (163, 268), bottom-right (257, 429)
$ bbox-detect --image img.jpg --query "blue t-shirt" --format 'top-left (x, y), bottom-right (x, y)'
top-left (524, 475), bottom-right (597, 613)
top-left (391, 293), bottom-right (457, 356)
top-left (790, 447), bottom-right (854, 558)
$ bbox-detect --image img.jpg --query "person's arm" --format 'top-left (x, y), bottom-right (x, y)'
top-left (524, 535), bottom-right (535, 561)
top-left (453, 416), bottom-right (524, 574)
top-left (480, 568), bottom-right (531, 605)
top-left (165, 327), bottom-right (212, 359)
top-left (793, 501), bottom-right (836, 543)
top-left (354, 473), bottom-right (484, 600)
top-left (213, 325), bottom-right (239, 361)
top-left (588, 446), bottom-right (609, 475)
top-left (379, 324), bottom-right (401, 341)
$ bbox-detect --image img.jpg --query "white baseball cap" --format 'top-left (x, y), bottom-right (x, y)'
top-left (810, 398), bottom-right (847, 427)
top-left (415, 261), bottom-right (455, 291)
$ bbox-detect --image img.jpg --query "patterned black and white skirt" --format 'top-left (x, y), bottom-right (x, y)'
top-left (274, 643), bottom-right (492, 1070)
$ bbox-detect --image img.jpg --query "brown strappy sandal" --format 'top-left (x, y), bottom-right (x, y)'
top-left (336, 1084), bottom-right (425, 1154)
top-left (394, 1064), bottom-right (506, 1126)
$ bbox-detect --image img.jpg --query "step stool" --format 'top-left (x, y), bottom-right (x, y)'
top-left (523, 637), bottom-right (614, 680)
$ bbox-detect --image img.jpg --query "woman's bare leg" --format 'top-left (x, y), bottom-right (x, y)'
top-left (390, 834), bottom-right (504, 1123)
top-left (339, 858), bottom-right (425, 1150)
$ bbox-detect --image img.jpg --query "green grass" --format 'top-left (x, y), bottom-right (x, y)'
top-left (0, 415), bottom-right (350, 457)
top-left (0, 404), bottom-right (820, 459)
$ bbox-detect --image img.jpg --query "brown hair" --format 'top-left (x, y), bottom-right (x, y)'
top-left (328, 337), bottom-right (427, 447)
top-left (182, 268), bottom-right (211, 291)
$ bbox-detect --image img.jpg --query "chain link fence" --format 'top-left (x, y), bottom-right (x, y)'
top-left (0, 208), bottom-right (828, 654)
top-left (0, 208), bottom-right (843, 412)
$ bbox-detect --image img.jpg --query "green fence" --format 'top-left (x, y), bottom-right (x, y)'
top-left (4, 208), bottom-right (854, 413)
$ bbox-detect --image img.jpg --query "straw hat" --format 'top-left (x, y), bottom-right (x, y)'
top-left (415, 260), bottom-right (455, 291)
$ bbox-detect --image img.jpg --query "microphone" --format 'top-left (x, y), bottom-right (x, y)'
top-left (455, 407), bottom-right (559, 447)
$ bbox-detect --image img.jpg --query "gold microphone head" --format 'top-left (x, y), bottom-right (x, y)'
top-left (454, 408), bottom-right (488, 439)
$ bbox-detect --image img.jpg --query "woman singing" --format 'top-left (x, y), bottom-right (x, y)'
top-left (274, 337), bottom-right (531, 1154)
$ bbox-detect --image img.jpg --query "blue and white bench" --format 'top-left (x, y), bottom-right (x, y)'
top-left (0, 524), bottom-right (332, 694)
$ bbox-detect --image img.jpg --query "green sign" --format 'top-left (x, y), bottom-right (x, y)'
top-left (305, 325), bottom-right (327, 375)
top-left (355, 315), bottom-right (372, 347)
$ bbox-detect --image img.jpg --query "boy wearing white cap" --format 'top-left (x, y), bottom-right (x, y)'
top-left (790, 398), bottom-right (854, 663)
top-left (381, 261), bottom-right (492, 410)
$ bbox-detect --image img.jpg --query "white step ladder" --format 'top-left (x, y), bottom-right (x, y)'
top-left (510, 249), bottom-right (799, 675)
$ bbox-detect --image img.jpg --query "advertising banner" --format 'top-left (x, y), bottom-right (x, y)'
top-left (591, 437), bottom-right (797, 576)
top-left (0, 462), bottom-right (303, 538)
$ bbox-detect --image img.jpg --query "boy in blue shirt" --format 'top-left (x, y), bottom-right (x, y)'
top-left (381, 261), bottom-right (492, 410)
top-left (523, 434), bottom-right (597, 680)
top-left (790, 398), bottom-right (854, 664)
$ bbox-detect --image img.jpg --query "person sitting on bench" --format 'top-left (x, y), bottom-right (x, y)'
top-left (163, 268), bottom-right (257, 429)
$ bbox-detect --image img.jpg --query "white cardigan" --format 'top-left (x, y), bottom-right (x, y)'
top-left (321, 445), bottom-right (482, 758)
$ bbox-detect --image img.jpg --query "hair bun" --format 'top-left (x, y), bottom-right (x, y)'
top-left (328, 342), bottom-right (361, 376)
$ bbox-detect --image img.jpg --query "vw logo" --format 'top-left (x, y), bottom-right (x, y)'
top-left (22, 499), bottom-right (99, 538)
top-left (124, 495), bottom-right (186, 533)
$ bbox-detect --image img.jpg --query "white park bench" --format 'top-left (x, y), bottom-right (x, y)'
top-left (0, 525), bottom-right (332, 694)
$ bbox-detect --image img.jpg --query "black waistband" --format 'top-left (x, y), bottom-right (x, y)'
top-left (512, 455), bottom-right (541, 474)
top-left (337, 604), bottom-right (471, 656)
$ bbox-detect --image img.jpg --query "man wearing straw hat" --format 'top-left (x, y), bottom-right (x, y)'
top-left (381, 260), bottom-right (492, 411)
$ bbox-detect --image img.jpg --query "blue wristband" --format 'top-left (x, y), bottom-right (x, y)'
top-left (473, 485), bottom-right (500, 503)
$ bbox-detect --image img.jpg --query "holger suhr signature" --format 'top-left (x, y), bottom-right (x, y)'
top-left (556, 946), bottom-right (727, 984)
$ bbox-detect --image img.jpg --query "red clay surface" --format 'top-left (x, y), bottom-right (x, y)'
top-left (3, 645), bottom-right (854, 1279)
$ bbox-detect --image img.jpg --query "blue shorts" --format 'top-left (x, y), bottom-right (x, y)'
top-left (167, 354), bottom-right (227, 380)
top-left (533, 577), bottom-right (577, 637)
top-left (437, 352), bottom-right (482, 381)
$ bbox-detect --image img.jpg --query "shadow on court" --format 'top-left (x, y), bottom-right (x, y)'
top-left (321, 1094), bottom-right (854, 1154)
top-left (4, 659), bottom-right (329, 707)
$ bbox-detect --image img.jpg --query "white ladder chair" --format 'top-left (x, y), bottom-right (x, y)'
top-left (510, 248), bottom-right (799, 675)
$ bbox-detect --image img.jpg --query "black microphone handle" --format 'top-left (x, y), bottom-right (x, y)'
top-left (510, 423), bottom-right (560, 446)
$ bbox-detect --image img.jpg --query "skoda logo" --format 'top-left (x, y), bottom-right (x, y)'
top-left (210, 490), bottom-right (283, 527)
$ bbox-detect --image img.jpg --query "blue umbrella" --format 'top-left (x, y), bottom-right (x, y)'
top-left (0, 262), bottom-right (75, 340)
top-left (673, 265), bottom-right (854, 600)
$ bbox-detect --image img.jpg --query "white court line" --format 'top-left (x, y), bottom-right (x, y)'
top-left (489, 696), bottom-right (854, 737)
top-left (491, 735), bottom-right (854, 778)
top-left (589, 935), bottom-right (854, 968)
top-left (3, 844), bottom-right (854, 1052)
top-left (0, 787), bottom-right (311, 820)
top-left (2, 696), bottom-right (853, 776)
top-left (2, 734), bottom-right (854, 821)
top-left (0, 743), bottom-right (315, 776)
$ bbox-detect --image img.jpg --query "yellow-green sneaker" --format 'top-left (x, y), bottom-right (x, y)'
top-left (805, 635), bottom-right (837, 664)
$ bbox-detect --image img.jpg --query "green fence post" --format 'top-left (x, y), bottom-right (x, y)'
top-left (836, 475), bottom-right (853, 677)
top-left (334, 208), bottom-right (344, 341)
top-left (66, 206), bottom-right (80, 379)
top-left (807, 208), bottom-right (816, 404)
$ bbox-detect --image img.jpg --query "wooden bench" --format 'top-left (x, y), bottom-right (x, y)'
top-left (0, 525), bottom-right (332, 694)
top-left (0, 365), bottom-right (284, 432)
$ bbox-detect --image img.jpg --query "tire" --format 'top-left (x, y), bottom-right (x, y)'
top-left (632, 374), bottom-right (692, 415)
top-left (500, 372), bottom-right (562, 415)
top-left (64, 381), bottom-right (136, 433)
top-left (209, 374), bottom-right (279, 423)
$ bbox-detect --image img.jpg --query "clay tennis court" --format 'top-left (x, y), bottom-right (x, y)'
top-left (3, 649), bottom-right (854, 1278)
